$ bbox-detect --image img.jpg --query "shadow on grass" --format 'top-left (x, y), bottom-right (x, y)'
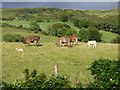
top-left (56, 45), bottom-right (73, 48)
top-left (26, 44), bottom-right (43, 47)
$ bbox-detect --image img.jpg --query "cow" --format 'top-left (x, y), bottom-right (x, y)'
top-left (85, 41), bottom-right (97, 48)
top-left (56, 37), bottom-right (71, 47)
top-left (23, 36), bottom-right (40, 46)
top-left (16, 47), bottom-right (24, 52)
top-left (69, 35), bottom-right (78, 45)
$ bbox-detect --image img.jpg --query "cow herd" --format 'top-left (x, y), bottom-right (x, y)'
top-left (23, 35), bottom-right (97, 48)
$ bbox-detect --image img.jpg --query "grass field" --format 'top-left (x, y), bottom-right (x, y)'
top-left (100, 31), bottom-right (118, 42)
top-left (2, 21), bottom-right (80, 32)
top-left (2, 27), bottom-right (118, 87)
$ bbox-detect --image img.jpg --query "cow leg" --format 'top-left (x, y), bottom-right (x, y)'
top-left (37, 41), bottom-right (39, 46)
top-left (68, 42), bottom-right (71, 47)
top-left (28, 43), bottom-right (30, 46)
top-left (63, 44), bottom-right (64, 47)
top-left (76, 39), bottom-right (78, 45)
top-left (93, 44), bottom-right (96, 48)
top-left (36, 41), bottom-right (38, 46)
top-left (60, 40), bottom-right (62, 47)
top-left (74, 40), bottom-right (75, 45)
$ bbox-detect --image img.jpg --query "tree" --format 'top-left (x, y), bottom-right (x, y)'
top-left (29, 21), bottom-right (42, 33)
top-left (78, 28), bottom-right (89, 42)
top-left (60, 14), bottom-right (68, 22)
top-left (73, 19), bottom-right (96, 29)
top-left (111, 35), bottom-right (120, 43)
top-left (73, 19), bottom-right (80, 27)
top-left (87, 27), bottom-right (102, 42)
top-left (49, 23), bottom-right (76, 37)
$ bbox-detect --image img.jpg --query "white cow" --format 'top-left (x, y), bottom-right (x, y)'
top-left (85, 41), bottom-right (97, 48)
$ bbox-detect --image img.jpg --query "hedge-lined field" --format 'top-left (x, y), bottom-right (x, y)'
top-left (2, 7), bottom-right (119, 88)
top-left (2, 28), bottom-right (118, 86)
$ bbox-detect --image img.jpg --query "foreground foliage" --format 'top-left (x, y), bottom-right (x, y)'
top-left (2, 58), bottom-right (119, 89)
top-left (88, 59), bottom-right (120, 88)
top-left (3, 34), bottom-right (24, 42)
top-left (2, 69), bottom-right (82, 89)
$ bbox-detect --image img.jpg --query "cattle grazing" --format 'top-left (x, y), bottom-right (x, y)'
top-left (69, 35), bottom-right (78, 45)
top-left (23, 36), bottom-right (40, 46)
top-left (16, 47), bottom-right (24, 52)
top-left (85, 41), bottom-right (97, 48)
top-left (56, 37), bottom-right (71, 47)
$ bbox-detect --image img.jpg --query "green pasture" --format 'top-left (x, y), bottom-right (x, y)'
top-left (100, 31), bottom-right (118, 42)
top-left (2, 27), bottom-right (118, 87)
top-left (86, 8), bottom-right (118, 17)
top-left (2, 41), bottom-right (118, 86)
top-left (2, 21), bottom-right (79, 32)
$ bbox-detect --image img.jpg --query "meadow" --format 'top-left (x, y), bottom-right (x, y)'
top-left (2, 7), bottom-right (119, 87)
top-left (2, 27), bottom-right (118, 86)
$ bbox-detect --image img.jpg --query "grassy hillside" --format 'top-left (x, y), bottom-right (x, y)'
top-left (2, 7), bottom-right (118, 25)
top-left (2, 21), bottom-right (79, 32)
top-left (2, 27), bottom-right (118, 86)
top-left (100, 31), bottom-right (118, 42)
top-left (85, 8), bottom-right (118, 18)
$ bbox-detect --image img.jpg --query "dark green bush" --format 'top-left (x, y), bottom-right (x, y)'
top-left (78, 27), bottom-right (102, 42)
top-left (29, 21), bottom-right (42, 33)
top-left (73, 19), bottom-right (96, 29)
top-left (88, 59), bottom-right (120, 88)
top-left (49, 23), bottom-right (76, 37)
top-left (3, 34), bottom-right (15, 42)
top-left (34, 30), bottom-right (39, 33)
top-left (87, 27), bottom-right (102, 42)
top-left (78, 28), bottom-right (89, 42)
top-left (42, 31), bottom-right (49, 35)
top-left (60, 14), bottom-right (68, 22)
top-left (3, 34), bottom-right (24, 42)
top-left (111, 36), bottom-right (120, 43)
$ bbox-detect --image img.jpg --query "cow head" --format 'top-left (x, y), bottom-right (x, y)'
top-left (55, 42), bottom-right (59, 47)
top-left (23, 40), bottom-right (27, 46)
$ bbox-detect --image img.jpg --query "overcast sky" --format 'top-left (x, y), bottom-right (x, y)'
top-left (2, 2), bottom-right (118, 10)
top-left (1, 0), bottom-right (119, 2)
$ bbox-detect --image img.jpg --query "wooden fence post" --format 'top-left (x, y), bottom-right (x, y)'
top-left (75, 72), bottom-right (79, 85)
top-left (55, 64), bottom-right (58, 78)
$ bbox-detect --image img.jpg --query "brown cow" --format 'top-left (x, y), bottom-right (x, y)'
top-left (69, 35), bottom-right (78, 45)
top-left (23, 36), bottom-right (40, 46)
top-left (56, 37), bottom-right (71, 47)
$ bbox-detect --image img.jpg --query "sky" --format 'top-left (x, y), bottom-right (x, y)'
top-left (1, 0), bottom-right (119, 2)
top-left (2, 2), bottom-right (118, 10)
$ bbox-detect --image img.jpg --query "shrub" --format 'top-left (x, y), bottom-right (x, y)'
top-left (88, 59), bottom-right (120, 88)
top-left (101, 40), bottom-right (109, 43)
top-left (111, 36), bottom-right (120, 43)
top-left (49, 23), bottom-right (76, 37)
top-left (3, 34), bottom-right (15, 42)
top-left (42, 31), bottom-right (49, 35)
top-left (73, 19), bottom-right (80, 27)
top-left (3, 34), bottom-right (24, 42)
top-left (2, 69), bottom-right (72, 89)
top-left (78, 27), bottom-right (102, 42)
top-left (73, 19), bottom-right (96, 29)
top-left (34, 30), bottom-right (39, 33)
top-left (60, 14), bottom-right (68, 22)
top-left (78, 28), bottom-right (89, 42)
top-left (29, 21), bottom-right (42, 33)
top-left (87, 27), bottom-right (102, 42)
